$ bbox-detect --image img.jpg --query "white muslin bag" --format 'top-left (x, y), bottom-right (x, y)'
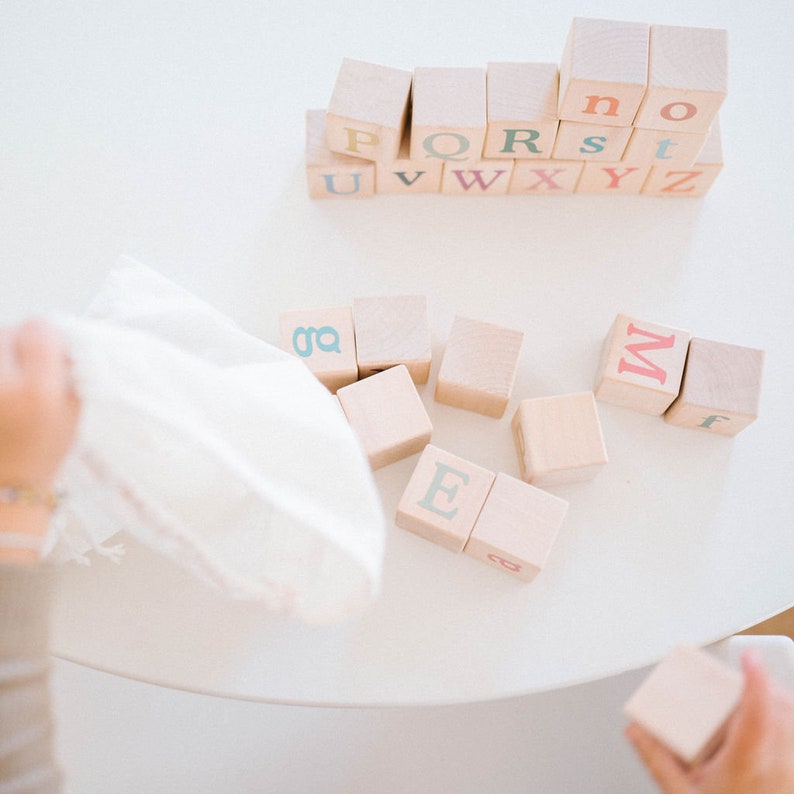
top-left (48, 257), bottom-right (386, 623)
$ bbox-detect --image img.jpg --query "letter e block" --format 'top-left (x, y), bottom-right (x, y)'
top-left (464, 473), bottom-right (568, 581)
top-left (624, 645), bottom-right (743, 765)
top-left (396, 445), bottom-right (495, 553)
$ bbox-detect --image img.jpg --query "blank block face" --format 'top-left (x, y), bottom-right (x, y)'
top-left (464, 473), bottom-right (568, 581)
top-left (326, 58), bottom-right (413, 163)
top-left (552, 121), bottom-right (632, 161)
top-left (353, 295), bottom-right (432, 384)
top-left (633, 25), bottom-right (728, 133)
top-left (410, 67), bottom-right (487, 163)
top-left (279, 306), bottom-right (358, 393)
top-left (512, 392), bottom-right (608, 486)
top-left (623, 127), bottom-right (709, 167)
top-left (623, 645), bottom-right (743, 765)
top-left (664, 337), bottom-right (764, 436)
top-left (375, 134), bottom-right (443, 194)
top-left (435, 316), bottom-right (524, 418)
top-left (441, 160), bottom-right (513, 196)
top-left (396, 445), bottom-right (495, 553)
top-left (337, 365), bottom-right (432, 470)
top-left (483, 62), bottom-right (560, 159)
top-left (558, 18), bottom-right (650, 128)
top-left (306, 109), bottom-right (375, 199)
top-left (508, 160), bottom-right (584, 195)
top-left (594, 314), bottom-right (690, 414)
top-left (575, 161), bottom-right (651, 194)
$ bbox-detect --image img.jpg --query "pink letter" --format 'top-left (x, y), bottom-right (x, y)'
top-left (617, 322), bottom-right (676, 385)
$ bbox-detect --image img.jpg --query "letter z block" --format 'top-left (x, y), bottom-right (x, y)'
top-left (594, 314), bottom-right (690, 414)
top-left (337, 364), bottom-right (432, 470)
top-left (624, 645), bottom-right (743, 765)
top-left (464, 473), bottom-right (568, 581)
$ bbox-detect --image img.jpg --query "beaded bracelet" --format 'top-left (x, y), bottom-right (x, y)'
top-left (0, 486), bottom-right (62, 512)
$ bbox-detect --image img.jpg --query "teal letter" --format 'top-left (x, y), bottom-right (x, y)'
top-left (322, 173), bottom-right (361, 195)
top-left (655, 139), bottom-right (677, 160)
top-left (699, 415), bottom-right (731, 429)
top-left (417, 463), bottom-right (470, 520)
top-left (500, 129), bottom-right (541, 154)
top-left (579, 136), bottom-right (606, 154)
top-left (393, 171), bottom-right (426, 186)
top-left (292, 326), bottom-right (341, 357)
top-left (423, 132), bottom-right (470, 161)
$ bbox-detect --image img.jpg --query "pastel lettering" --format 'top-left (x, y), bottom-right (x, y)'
top-left (580, 136), bottom-right (606, 154)
top-left (617, 322), bottom-right (676, 385)
top-left (321, 173), bottom-right (362, 195)
top-left (582, 95), bottom-right (620, 117)
top-left (661, 171), bottom-right (702, 193)
top-left (602, 167), bottom-right (639, 188)
top-left (417, 463), bottom-right (470, 520)
top-left (487, 554), bottom-right (522, 573)
top-left (422, 132), bottom-right (470, 161)
top-left (699, 415), bottom-right (731, 429)
top-left (660, 102), bottom-right (698, 122)
top-left (500, 129), bottom-right (542, 154)
top-left (451, 169), bottom-right (508, 191)
top-left (393, 171), bottom-right (426, 186)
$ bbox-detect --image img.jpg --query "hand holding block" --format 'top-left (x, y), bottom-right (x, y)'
top-left (440, 160), bottom-right (514, 196)
top-left (594, 314), bottom-right (690, 414)
top-left (279, 306), bottom-right (357, 393)
top-left (353, 295), bottom-right (432, 384)
top-left (508, 159), bottom-right (584, 194)
top-left (464, 473), bottom-right (568, 581)
top-left (396, 445), bottom-right (495, 553)
top-left (512, 392), bottom-right (608, 486)
top-left (337, 364), bottom-right (432, 470)
top-left (664, 337), bottom-right (764, 436)
top-left (623, 645), bottom-right (743, 765)
top-left (376, 133), bottom-right (443, 194)
top-left (435, 316), bottom-right (524, 418)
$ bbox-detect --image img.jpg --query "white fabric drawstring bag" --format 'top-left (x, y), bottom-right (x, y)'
top-left (47, 257), bottom-right (386, 623)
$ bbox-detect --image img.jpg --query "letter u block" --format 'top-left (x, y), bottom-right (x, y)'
top-left (594, 314), bottom-right (690, 414)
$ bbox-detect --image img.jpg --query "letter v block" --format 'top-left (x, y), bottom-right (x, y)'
top-left (594, 314), bottom-right (690, 415)
top-left (376, 133), bottom-right (443, 194)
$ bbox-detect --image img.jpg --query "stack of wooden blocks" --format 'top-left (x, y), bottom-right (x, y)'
top-left (306, 18), bottom-right (727, 199)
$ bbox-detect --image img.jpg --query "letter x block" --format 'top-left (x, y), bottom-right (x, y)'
top-left (512, 392), bottom-right (608, 486)
top-left (508, 159), bottom-right (584, 194)
top-left (337, 364), bottom-right (432, 470)
top-left (664, 337), bottom-right (764, 436)
top-left (594, 314), bottom-right (691, 415)
top-left (624, 645), bottom-right (743, 765)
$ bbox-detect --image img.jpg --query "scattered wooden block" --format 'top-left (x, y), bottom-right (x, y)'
top-left (337, 364), bottom-right (432, 470)
top-left (508, 159), bottom-right (584, 194)
top-left (552, 121), bottom-right (633, 161)
top-left (410, 67), bottom-right (487, 164)
top-left (633, 24), bottom-right (728, 133)
top-left (353, 295), bottom-right (432, 384)
top-left (396, 445), bottom-right (495, 553)
top-left (305, 109), bottom-right (375, 199)
top-left (279, 306), bottom-right (358, 393)
top-left (558, 18), bottom-right (650, 127)
top-left (594, 314), bottom-right (691, 414)
top-left (464, 472), bottom-right (568, 581)
top-left (375, 132), bottom-right (443, 194)
top-left (575, 161), bottom-right (651, 194)
top-left (441, 160), bottom-right (513, 196)
top-left (512, 392), bottom-right (608, 486)
top-left (435, 316), bottom-right (524, 418)
top-left (483, 62), bottom-right (560, 159)
top-left (664, 337), bottom-right (764, 436)
top-left (623, 645), bottom-right (743, 765)
top-left (623, 127), bottom-right (709, 167)
top-left (326, 58), bottom-right (413, 162)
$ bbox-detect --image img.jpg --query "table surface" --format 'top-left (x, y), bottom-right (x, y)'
top-left (2, 0), bottom-right (793, 706)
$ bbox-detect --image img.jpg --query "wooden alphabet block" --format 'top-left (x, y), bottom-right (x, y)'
top-left (623, 127), bottom-right (710, 167)
top-left (575, 161), bottom-right (651, 194)
top-left (440, 159), bottom-right (513, 196)
top-left (483, 62), bottom-right (560, 159)
top-left (664, 337), bottom-right (764, 436)
top-left (375, 133), bottom-right (443, 194)
top-left (410, 67), bottom-right (487, 164)
top-left (624, 645), bottom-right (743, 765)
top-left (552, 121), bottom-right (633, 161)
top-left (594, 314), bottom-right (690, 414)
top-left (633, 24), bottom-right (727, 133)
top-left (326, 58), bottom-right (413, 162)
top-left (337, 364), bottom-right (432, 470)
top-left (353, 295), bottom-right (432, 384)
top-left (306, 109), bottom-right (375, 199)
top-left (508, 159), bottom-right (584, 195)
top-left (435, 316), bottom-right (524, 418)
top-left (558, 18), bottom-right (650, 128)
top-left (512, 392), bottom-right (608, 486)
top-left (396, 445), bottom-right (495, 553)
top-left (464, 473), bottom-right (568, 581)
top-left (279, 306), bottom-right (358, 393)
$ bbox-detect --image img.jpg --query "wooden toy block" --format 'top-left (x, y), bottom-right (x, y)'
top-left (623, 127), bottom-right (709, 167)
top-left (305, 109), bottom-right (375, 199)
top-left (440, 159), bottom-right (513, 196)
top-left (464, 472), bottom-right (568, 581)
top-left (435, 316), bottom-right (524, 418)
top-left (558, 18), bottom-right (650, 128)
top-left (512, 392), bottom-right (608, 486)
top-left (623, 645), bottom-right (743, 765)
top-left (664, 337), bottom-right (764, 436)
top-left (508, 159), bottom-right (584, 195)
top-left (575, 161), bottom-right (651, 194)
top-left (279, 306), bottom-right (358, 393)
top-left (633, 24), bottom-right (727, 134)
top-left (375, 133), bottom-right (443, 194)
top-left (410, 67), bottom-right (487, 164)
top-left (594, 314), bottom-right (690, 414)
top-left (337, 364), bottom-right (432, 470)
top-left (552, 121), bottom-right (633, 161)
top-left (483, 62), bottom-right (560, 160)
top-left (326, 58), bottom-right (413, 163)
top-left (396, 445), bottom-right (495, 553)
top-left (352, 295), bottom-right (432, 384)
top-left (642, 117), bottom-right (723, 197)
